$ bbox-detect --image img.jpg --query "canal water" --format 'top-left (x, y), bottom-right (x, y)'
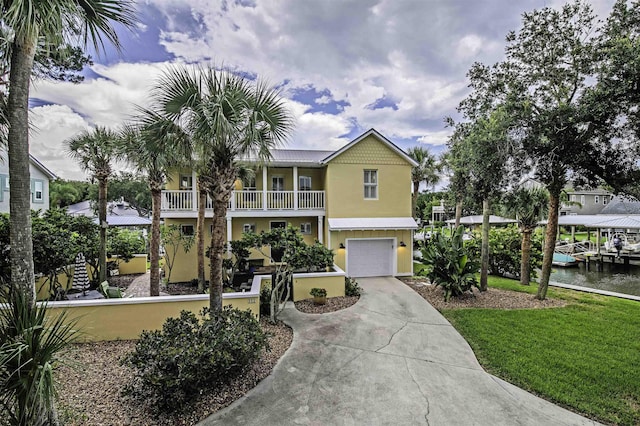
top-left (550, 263), bottom-right (640, 297)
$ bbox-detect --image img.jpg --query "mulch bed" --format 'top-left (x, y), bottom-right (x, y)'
top-left (400, 277), bottom-right (567, 311)
top-left (294, 295), bottom-right (360, 314)
top-left (55, 319), bottom-right (292, 426)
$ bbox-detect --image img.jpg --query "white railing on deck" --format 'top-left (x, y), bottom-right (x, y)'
top-left (162, 190), bottom-right (325, 211)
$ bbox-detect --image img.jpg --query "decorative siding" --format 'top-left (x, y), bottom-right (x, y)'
top-left (330, 135), bottom-right (409, 165)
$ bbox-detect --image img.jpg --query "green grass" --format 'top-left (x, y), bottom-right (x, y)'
top-left (441, 276), bottom-right (640, 425)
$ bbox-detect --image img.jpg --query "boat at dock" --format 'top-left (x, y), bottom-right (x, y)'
top-left (552, 253), bottom-right (579, 267)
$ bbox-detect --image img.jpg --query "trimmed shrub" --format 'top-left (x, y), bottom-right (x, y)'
top-left (345, 277), bottom-right (361, 297)
top-left (123, 307), bottom-right (269, 412)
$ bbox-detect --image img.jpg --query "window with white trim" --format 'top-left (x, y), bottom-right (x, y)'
top-left (181, 224), bottom-right (195, 236)
top-left (580, 195), bottom-right (585, 205)
top-left (364, 170), bottom-right (377, 199)
top-left (594, 195), bottom-right (599, 204)
top-left (300, 222), bottom-right (311, 234)
top-left (33, 180), bottom-right (43, 203)
top-left (603, 196), bottom-right (609, 205)
top-left (179, 174), bottom-right (193, 190)
top-left (299, 176), bottom-right (312, 191)
top-left (243, 223), bottom-right (256, 233)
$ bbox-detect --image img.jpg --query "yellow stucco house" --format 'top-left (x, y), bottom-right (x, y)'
top-left (161, 128), bottom-right (419, 282)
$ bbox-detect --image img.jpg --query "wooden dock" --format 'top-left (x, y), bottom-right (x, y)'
top-left (573, 252), bottom-right (640, 270)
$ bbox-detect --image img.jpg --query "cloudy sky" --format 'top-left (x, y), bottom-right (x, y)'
top-left (28, 0), bottom-right (616, 180)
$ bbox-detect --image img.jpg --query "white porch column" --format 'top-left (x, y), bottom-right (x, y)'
top-left (317, 216), bottom-right (324, 244)
top-left (192, 170), bottom-right (197, 212)
top-left (293, 166), bottom-right (298, 210)
top-left (262, 166), bottom-right (268, 211)
top-left (226, 217), bottom-right (232, 255)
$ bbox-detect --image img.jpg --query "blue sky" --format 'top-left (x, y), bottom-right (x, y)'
top-left (28, 0), bottom-right (616, 180)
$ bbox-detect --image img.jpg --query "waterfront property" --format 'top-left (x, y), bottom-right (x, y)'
top-left (161, 129), bottom-right (419, 282)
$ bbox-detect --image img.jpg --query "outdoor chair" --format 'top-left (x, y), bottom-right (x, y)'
top-left (99, 280), bottom-right (123, 298)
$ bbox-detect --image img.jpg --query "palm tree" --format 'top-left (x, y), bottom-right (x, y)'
top-left (407, 146), bottom-right (440, 219)
top-left (67, 127), bottom-right (122, 285)
top-left (150, 66), bottom-right (293, 311)
top-left (121, 111), bottom-right (191, 296)
top-left (502, 187), bottom-right (549, 286)
top-left (2, 0), bottom-right (135, 304)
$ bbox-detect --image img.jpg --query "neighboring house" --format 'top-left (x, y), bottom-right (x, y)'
top-left (561, 188), bottom-right (614, 215)
top-left (67, 198), bottom-right (152, 228)
top-left (0, 149), bottom-right (56, 213)
top-left (600, 195), bottom-right (640, 215)
top-left (162, 129), bottom-right (419, 282)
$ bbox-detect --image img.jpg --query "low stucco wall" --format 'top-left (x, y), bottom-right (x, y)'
top-left (110, 254), bottom-right (147, 275)
top-left (43, 289), bottom-right (259, 342)
top-left (291, 266), bottom-right (346, 301)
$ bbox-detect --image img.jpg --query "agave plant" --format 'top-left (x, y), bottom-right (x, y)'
top-left (420, 225), bottom-right (480, 301)
top-left (0, 288), bottom-right (79, 425)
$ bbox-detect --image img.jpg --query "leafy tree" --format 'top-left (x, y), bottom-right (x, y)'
top-left (99, 172), bottom-right (152, 217)
top-left (121, 112), bottom-right (190, 296)
top-left (107, 228), bottom-right (145, 263)
top-left (2, 0), bottom-right (135, 306)
top-left (407, 146), bottom-right (440, 218)
top-left (149, 66), bottom-right (293, 312)
top-left (501, 187), bottom-right (549, 285)
top-left (498, 1), bottom-right (640, 299)
top-left (67, 127), bottom-right (123, 284)
top-left (418, 225), bottom-right (479, 302)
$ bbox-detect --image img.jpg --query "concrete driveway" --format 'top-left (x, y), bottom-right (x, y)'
top-left (200, 277), bottom-right (600, 425)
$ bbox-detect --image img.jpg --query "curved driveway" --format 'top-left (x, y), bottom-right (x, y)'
top-left (200, 277), bottom-right (600, 425)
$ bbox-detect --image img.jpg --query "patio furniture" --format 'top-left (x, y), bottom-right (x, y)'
top-left (99, 281), bottom-right (123, 298)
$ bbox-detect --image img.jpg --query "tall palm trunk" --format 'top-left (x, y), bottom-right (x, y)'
top-left (208, 169), bottom-right (236, 312)
top-left (480, 198), bottom-right (490, 291)
top-left (7, 39), bottom-right (37, 304)
top-left (149, 185), bottom-right (162, 296)
top-left (196, 177), bottom-right (207, 293)
top-left (537, 191), bottom-right (560, 300)
top-left (412, 181), bottom-right (419, 218)
top-left (520, 228), bottom-right (532, 286)
top-left (98, 177), bottom-right (108, 284)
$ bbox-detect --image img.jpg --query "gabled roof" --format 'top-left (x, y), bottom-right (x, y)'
top-left (321, 128), bottom-right (418, 166)
top-left (29, 154), bottom-right (56, 179)
top-left (600, 196), bottom-right (640, 215)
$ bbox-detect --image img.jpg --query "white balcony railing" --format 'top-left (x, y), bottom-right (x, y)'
top-left (162, 190), bottom-right (325, 212)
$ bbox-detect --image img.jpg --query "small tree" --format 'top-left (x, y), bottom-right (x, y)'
top-left (160, 224), bottom-right (195, 284)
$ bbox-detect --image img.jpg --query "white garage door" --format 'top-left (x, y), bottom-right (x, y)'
top-left (347, 239), bottom-right (394, 277)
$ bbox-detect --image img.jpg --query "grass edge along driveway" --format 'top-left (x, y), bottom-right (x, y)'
top-left (442, 276), bottom-right (640, 426)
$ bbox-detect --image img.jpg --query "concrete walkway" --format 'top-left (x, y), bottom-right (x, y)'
top-left (200, 277), bottom-right (600, 426)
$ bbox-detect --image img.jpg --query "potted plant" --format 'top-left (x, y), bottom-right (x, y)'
top-left (310, 287), bottom-right (327, 305)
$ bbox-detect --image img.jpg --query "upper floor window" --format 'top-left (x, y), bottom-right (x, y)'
top-left (603, 196), bottom-right (609, 205)
top-left (299, 176), bottom-right (312, 191)
top-left (244, 176), bottom-right (256, 190)
top-left (570, 194), bottom-right (576, 202)
top-left (32, 180), bottom-right (43, 203)
top-left (3, 176), bottom-right (8, 191)
top-left (179, 174), bottom-right (193, 190)
top-left (272, 176), bottom-right (284, 191)
top-left (594, 195), bottom-right (600, 204)
top-left (580, 195), bottom-right (585, 205)
top-left (364, 170), bottom-right (377, 199)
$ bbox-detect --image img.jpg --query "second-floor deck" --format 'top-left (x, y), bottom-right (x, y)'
top-left (161, 190), bottom-right (325, 217)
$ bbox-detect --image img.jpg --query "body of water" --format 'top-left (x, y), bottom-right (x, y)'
top-left (550, 263), bottom-right (640, 297)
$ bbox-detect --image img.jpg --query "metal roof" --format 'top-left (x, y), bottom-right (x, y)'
top-left (95, 215), bottom-right (152, 227)
top-left (328, 217), bottom-right (419, 231)
top-left (446, 215), bottom-right (518, 225)
top-left (553, 214), bottom-right (640, 228)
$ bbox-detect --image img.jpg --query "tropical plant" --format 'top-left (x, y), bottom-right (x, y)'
top-left (419, 226), bottom-right (479, 302)
top-left (407, 146), bottom-right (440, 218)
top-left (149, 65), bottom-right (293, 312)
top-left (502, 187), bottom-right (549, 285)
top-left (66, 127), bottom-right (123, 284)
top-left (309, 287), bottom-right (327, 298)
top-left (121, 111), bottom-right (191, 296)
top-left (1, 0), bottom-right (135, 306)
top-left (0, 288), bottom-right (79, 425)
top-left (160, 224), bottom-right (194, 284)
top-left (123, 306), bottom-right (268, 413)
top-left (344, 276), bottom-right (361, 297)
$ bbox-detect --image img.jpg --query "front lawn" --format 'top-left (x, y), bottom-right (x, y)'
top-left (441, 277), bottom-right (640, 425)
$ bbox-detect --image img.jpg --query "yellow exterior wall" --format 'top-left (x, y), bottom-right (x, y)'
top-left (292, 272), bottom-right (345, 301)
top-left (163, 218), bottom-right (201, 283)
top-left (331, 229), bottom-right (413, 276)
top-left (110, 254), bottom-right (147, 275)
top-left (44, 295), bottom-right (259, 342)
top-left (36, 271), bottom-right (73, 301)
top-left (166, 169), bottom-right (194, 190)
top-left (325, 135), bottom-right (412, 218)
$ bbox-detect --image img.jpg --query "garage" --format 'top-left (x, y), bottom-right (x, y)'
top-left (347, 238), bottom-right (394, 277)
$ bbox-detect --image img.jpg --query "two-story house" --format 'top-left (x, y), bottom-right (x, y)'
top-left (560, 188), bottom-right (614, 215)
top-left (0, 149), bottom-right (56, 213)
top-left (161, 129), bottom-right (419, 282)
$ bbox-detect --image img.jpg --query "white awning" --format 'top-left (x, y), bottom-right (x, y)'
top-left (328, 217), bottom-right (419, 231)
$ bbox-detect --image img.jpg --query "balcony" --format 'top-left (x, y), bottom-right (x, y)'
top-left (161, 190), bottom-right (325, 215)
